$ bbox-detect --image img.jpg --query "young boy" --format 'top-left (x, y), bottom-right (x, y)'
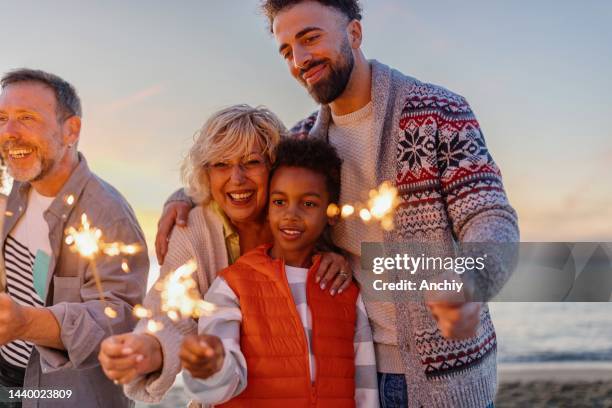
top-left (180, 138), bottom-right (378, 407)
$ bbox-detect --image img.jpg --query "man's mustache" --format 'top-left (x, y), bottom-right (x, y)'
top-left (299, 59), bottom-right (327, 80)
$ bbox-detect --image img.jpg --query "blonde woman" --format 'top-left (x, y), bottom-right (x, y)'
top-left (98, 105), bottom-right (351, 403)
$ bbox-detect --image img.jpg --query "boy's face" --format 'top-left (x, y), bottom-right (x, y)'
top-left (268, 166), bottom-right (333, 265)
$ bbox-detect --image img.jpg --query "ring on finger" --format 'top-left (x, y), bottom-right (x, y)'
top-left (339, 270), bottom-right (349, 279)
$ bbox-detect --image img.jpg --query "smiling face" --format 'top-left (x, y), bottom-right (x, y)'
top-left (0, 82), bottom-right (67, 183)
top-left (268, 166), bottom-right (333, 267)
top-left (208, 145), bottom-right (270, 225)
top-left (273, 1), bottom-right (355, 105)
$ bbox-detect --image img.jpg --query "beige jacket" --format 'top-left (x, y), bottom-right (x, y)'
top-left (124, 204), bottom-right (229, 403)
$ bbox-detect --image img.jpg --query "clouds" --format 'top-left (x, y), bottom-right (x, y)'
top-left (101, 83), bottom-right (166, 114)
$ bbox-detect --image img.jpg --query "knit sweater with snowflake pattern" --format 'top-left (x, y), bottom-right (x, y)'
top-left (291, 60), bottom-right (519, 408)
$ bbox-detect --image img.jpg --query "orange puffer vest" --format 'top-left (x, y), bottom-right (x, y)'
top-left (217, 245), bottom-right (359, 408)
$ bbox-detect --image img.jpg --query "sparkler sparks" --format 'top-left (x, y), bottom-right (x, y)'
top-left (133, 304), bottom-right (152, 319)
top-left (65, 214), bottom-right (142, 259)
top-left (359, 208), bottom-right (372, 222)
top-left (104, 307), bottom-right (118, 319)
top-left (341, 205), bottom-right (355, 218)
top-left (327, 181), bottom-right (400, 231)
top-left (155, 260), bottom-right (217, 322)
top-left (146, 320), bottom-right (164, 333)
top-left (64, 212), bottom-right (141, 334)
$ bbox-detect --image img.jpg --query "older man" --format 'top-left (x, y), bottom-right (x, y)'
top-left (0, 69), bottom-right (148, 408)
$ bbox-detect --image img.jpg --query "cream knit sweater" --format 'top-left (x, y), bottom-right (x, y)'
top-left (124, 204), bottom-right (229, 403)
top-left (329, 103), bottom-right (403, 373)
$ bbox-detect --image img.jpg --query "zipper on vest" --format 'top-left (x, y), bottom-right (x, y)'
top-left (304, 264), bottom-right (320, 406)
top-left (279, 262), bottom-right (318, 405)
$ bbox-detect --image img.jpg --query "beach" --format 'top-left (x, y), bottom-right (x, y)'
top-left (135, 362), bottom-right (612, 407)
top-left (496, 362), bottom-right (612, 407)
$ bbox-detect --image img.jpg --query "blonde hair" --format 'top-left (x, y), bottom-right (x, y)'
top-left (181, 104), bottom-right (287, 204)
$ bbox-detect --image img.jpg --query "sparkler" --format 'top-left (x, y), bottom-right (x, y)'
top-left (64, 213), bottom-right (141, 334)
top-left (132, 260), bottom-right (217, 334)
top-left (327, 181), bottom-right (400, 231)
top-left (155, 260), bottom-right (216, 322)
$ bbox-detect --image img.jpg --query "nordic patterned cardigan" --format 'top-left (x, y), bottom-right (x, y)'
top-left (291, 60), bottom-right (520, 408)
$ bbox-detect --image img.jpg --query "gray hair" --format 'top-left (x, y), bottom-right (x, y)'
top-left (181, 104), bottom-right (286, 204)
top-left (1, 68), bottom-right (82, 121)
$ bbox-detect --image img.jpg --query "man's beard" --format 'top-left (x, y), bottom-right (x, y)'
top-left (2, 142), bottom-right (56, 183)
top-left (300, 38), bottom-right (354, 105)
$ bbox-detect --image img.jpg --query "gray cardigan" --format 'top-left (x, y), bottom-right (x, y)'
top-left (2, 154), bottom-right (149, 408)
top-left (295, 60), bottom-right (519, 407)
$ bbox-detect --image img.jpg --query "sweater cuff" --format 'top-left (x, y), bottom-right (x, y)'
top-left (374, 343), bottom-right (405, 374)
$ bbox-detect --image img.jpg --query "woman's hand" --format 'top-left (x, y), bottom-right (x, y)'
top-left (180, 334), bottom-right (225, 380)
top-left (98, 333), bottom-right (163, 385)
top-left (316, 252), bottom-right (353, 296)
top-left (155, 201), bottom-right (192, 264)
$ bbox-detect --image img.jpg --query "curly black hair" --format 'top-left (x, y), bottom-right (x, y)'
top-left (269, 137), bottom-right (342, 205)
top-left (261, 0), bottom-right (362, 31)
top-left (269, 137), bottom-right (344, 254)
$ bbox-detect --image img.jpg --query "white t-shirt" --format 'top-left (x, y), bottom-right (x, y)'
top-left (1, 189), bottom-right (54, 368)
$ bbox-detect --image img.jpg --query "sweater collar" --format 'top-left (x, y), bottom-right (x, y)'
top-left (310, 60), bottom-right (392, 142)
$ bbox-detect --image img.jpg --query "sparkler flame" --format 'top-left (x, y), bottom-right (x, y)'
top-left (65, 213), bottom-right (141, 259)
top-left (325, 181), bottom-right (399, 231)
top-left (155, 260), bottom-right (217, 321)
top-left (367, 181), bottom-right (399, 221)
top-left (64, 212), bottom-right (141, 335)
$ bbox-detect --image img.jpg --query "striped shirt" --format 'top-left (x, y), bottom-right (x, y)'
top-left (1, 190), bottom-right (53, 368)
top-left (183, 266), bottom-right (379, 407)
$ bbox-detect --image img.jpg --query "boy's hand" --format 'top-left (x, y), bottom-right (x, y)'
top-left (180, 334), bottom-right (225, 380)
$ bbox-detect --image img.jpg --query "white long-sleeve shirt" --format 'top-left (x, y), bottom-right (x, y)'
top-left (183, 265), bottom-right (379, 407)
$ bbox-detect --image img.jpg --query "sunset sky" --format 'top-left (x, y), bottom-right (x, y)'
top-left (3, 0), bottom-right (611, 261)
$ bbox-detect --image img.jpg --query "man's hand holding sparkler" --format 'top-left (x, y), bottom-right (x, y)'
top-left (179, 334), bottom-right (225, 380)
top-left (424, 272), bottom-right (481, 340)
top-left (0, 293), bottom-right (64, 349)
top-left (98, 333), bottom-right (163, 385)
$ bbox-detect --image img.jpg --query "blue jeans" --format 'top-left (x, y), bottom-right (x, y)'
top-left (378, 373), bottom-right (408, 408)
top-left (377, 372), bottom-right (495, 408)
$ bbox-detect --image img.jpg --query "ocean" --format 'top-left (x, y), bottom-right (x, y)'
top-left (490, 302), bottom-right (612, 364)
